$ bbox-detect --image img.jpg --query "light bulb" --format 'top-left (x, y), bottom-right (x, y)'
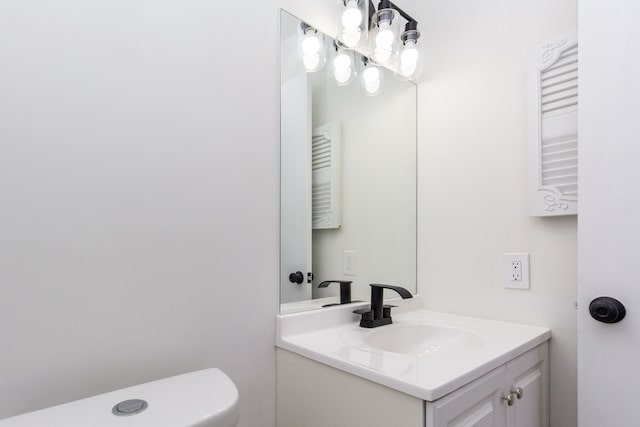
top-left (334, 53), bottom-right (351, 71)
top-left (363, 66), bottom-right (380, 83)
top-left (301, 33), bottom-right (320, 55)
top-left (333, 50), bottom-right (353, 84)
top-left (334, 67), bottom-right (352, 84)
top-left (399, 40), bottom-right (419, 77)
top-left (401, 41), bottom-right (418, 64)
top-left (374, 47), bottom-right (392, 64)
top-left (364, 80), bottom-right (380, 94)
top-left (341, 28), bottom-right (362, 47)
top-left (303, 53), bottom-right (320, 71)
top-left (341, 0), bottom-right (362, 30)
top-left (399, 61), bottom-right (418, 77)
top-left (362, 63), bottom-right (381, 95)
top-left (375, 21), bottom-right (395, 49)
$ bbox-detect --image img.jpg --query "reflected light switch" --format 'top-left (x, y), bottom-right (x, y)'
top-left (344, 251), bottom-right (357, 276)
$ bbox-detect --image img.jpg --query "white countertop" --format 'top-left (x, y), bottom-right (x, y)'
top-left (280, 296), bottom-right (341, 314)
top-left (276, 296), bottom-right (550, 401)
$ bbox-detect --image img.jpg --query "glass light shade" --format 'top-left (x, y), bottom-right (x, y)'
top-left (334, 68), bottom-right (352, 84)
top-left (334, 52), bottom-right (351, 70)
top-left (299, 25), bottom-right (326, 72)
top-left (369, 8), bottom-right (400, 66)
top-left (400, 41), bottom-right (419, 64)
top-left (376, 21), bottom-right (395, 48)
top-left (336, 0), bottom-right (368, 48)
top-left (330, 45), bottom-right (356, 86)
top-left (303, 54), bottom-right (321, 71)
top-left (363, 66), bottom-right (380, 83)
top-left (396, 30), bottom-right (421, 80)
top-left (364, 79), bottom-right (381, 95)
top-left (341, 0), bottom-right (362, 29)
top-left (341, 28), bottom-right (362, 48)
top-left (374, 47), bottom-right (393, 64)
top-left (301, 34), bottom-right (321, 55)
top-left (360, 60), bottom-right (383, 96)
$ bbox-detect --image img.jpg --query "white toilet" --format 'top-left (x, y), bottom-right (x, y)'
top-left (0, 368), bottom-right (239, 427)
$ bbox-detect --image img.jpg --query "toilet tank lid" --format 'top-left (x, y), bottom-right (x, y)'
top-left (0, 368), bottom-right (239, 427)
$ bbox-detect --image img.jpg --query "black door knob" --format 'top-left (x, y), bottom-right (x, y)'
top-left (288, 271), bottom-right (304, 284)
top-left (589, 297), bottom-right (626, 323)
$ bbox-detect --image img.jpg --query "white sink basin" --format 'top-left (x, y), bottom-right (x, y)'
top-left (276, 296), bottom-right (550, 401)
top-left (362, 322), bottom-right (485, 356)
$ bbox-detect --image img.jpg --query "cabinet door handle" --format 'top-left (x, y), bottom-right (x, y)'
top-left (502, 393), bottom-right (515, 406)
top-left (511, 387), bottom-right (523, 399)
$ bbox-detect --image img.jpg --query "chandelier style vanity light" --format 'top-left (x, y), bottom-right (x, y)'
top-left (298, 0), bottom-right (420, 93)
top-left (340, 0), bottom-right (421, 80)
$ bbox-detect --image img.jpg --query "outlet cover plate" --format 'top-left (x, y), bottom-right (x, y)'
top-left (344, 250), bottom-right (357, 276)
top-left (503, 253), bottom-right (530, 290)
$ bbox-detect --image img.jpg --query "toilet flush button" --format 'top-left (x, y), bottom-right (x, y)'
top-left (112, 399), bottom-right (148, 416)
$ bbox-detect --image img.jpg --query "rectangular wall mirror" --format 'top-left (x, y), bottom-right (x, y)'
top-left (280, 9), bottom-right (417, 314)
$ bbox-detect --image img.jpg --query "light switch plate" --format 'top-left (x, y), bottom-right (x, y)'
top-left (343, 251), bottom-right (356, 276)
top-left (503, 253), bottom-right (530, 290)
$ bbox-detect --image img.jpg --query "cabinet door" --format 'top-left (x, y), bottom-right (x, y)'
top-left (505, 343), bottom-right (549, 427)
top-left (276, 349), bottom-right (424, 427)
top-left (426, 367), bottom-right (506, 427)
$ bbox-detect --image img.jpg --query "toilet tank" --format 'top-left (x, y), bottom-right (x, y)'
top-left (0, 368), bottom-right (239, 427)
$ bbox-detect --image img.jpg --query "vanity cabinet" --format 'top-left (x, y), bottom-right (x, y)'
top-left (276, 342), bottom-right (548, 427)
top-left (276, 348), bottom-right (424, 427)
top-left (427, 342), bottom-right (548, 427)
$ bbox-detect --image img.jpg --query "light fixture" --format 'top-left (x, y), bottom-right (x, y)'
top-left (337, 0), bottom-right (369, 49)
top-left (398, 21), bottom-right (421, 79)
top-left (369, 0), bottom-right (400, 66)
top-left (331, 41), bottom-right (357, 86)
top-left (299, 23), bottom-right (326, 73)
top-left (360, 57), bottom-right (382, 96)
top-left (298, 0), bottom-right (421, 95)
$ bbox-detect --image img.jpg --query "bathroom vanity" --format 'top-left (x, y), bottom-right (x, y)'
top-left (276, 297), bottom-right (550, 427)
top-left (277, 9), bottom-right (549, 427)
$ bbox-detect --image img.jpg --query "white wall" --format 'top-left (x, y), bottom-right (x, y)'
top-left (416, 1), bottom-right (578, 426)
top-left (0, 1), bottom-right (283, 425)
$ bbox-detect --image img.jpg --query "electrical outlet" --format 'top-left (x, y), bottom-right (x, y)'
top-left (504, 253), bottom-right (530, 290)
top-left (510, 261), bottom-right (522, 281)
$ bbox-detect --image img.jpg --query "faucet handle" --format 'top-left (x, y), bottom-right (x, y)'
top-left (352, 308), bottom-right (374, 322)
top-left (382, 304), bottom-right (397, 318)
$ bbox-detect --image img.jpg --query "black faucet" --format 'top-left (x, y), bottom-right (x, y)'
top-left (318, 280), bottom-right (361, 307)
top-left (353, 284), bottom-right (413, 328)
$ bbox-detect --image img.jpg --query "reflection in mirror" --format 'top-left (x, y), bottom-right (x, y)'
top-left (280, 9), bottom-right (416, 314)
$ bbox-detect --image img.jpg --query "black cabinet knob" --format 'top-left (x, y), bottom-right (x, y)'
top-left (589, 297), bottom-right (626, 323)
top-left (288, 271), bottom-right (304, 284)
